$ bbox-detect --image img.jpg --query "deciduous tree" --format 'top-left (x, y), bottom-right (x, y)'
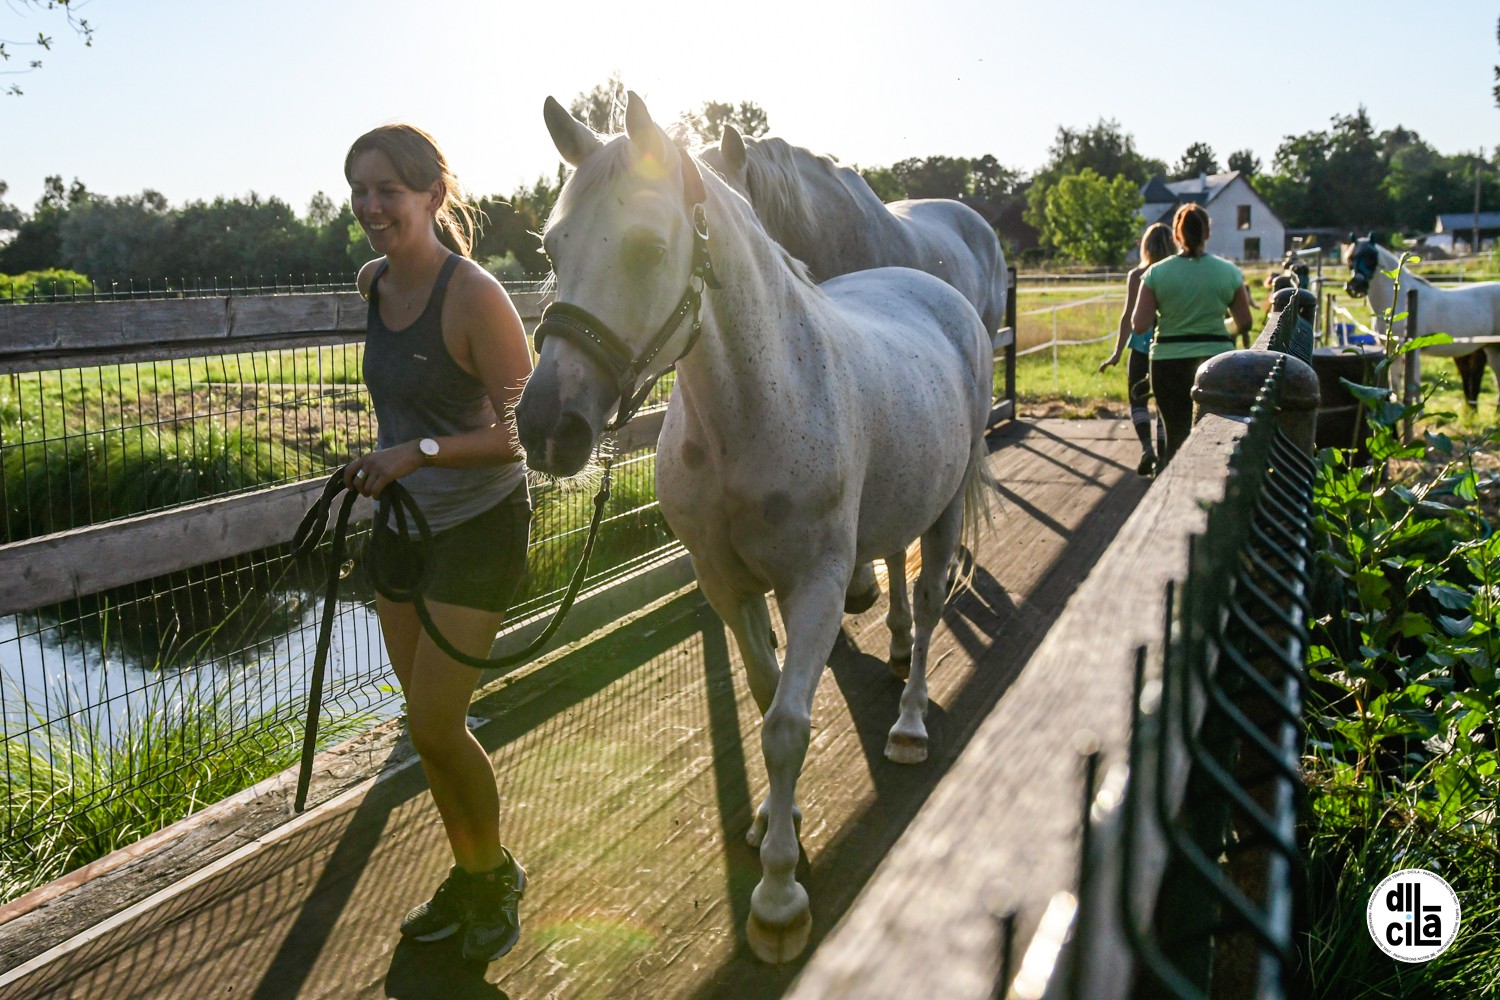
top-left (1173, 142), bottom-right (1220, 180)
top-left (682, 100), bottom-right (769, 144)
top-left (1227, 149), bottom-right (1260, 176)
top-left (1040, 169), bottom-right (1142, 266)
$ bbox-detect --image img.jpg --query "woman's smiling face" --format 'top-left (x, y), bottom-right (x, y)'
top-left (347, 148), bottom-right (440, 253)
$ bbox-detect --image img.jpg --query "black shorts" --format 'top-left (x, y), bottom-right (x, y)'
top-left (366, 486), bottom-right (532, 614)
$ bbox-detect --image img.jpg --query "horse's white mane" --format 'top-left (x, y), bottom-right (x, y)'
top-left (741, 137), bottom-right (853, 253)
top-left (545, 133), bottom-right (816, 287)
top-left (1372, 242), bottom-right (1435, 288)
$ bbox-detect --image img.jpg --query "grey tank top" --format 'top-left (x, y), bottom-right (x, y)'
top-left (363, 253), bottom-right (525, 534)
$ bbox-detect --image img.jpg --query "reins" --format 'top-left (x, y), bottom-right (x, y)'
top-left (289, 458), bottom-right (613, 811)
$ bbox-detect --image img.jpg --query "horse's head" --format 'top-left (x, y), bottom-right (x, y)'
top-left (697, 125), bottom-right (752, 200)
top-left (515, 91), bottom-right (717, 477)
top-left (1343, 232), bottom-right (1380, 298)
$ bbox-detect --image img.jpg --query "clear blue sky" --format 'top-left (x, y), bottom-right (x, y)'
top-left (3, 0), bottom-right (1497, 215)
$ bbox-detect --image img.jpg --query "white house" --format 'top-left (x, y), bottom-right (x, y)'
top-left (1138, 171), bottom-right (1285, 262)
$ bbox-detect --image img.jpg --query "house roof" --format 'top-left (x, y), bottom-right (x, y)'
top-left (1434, 211), bottom-right (1500, 233)
top-left (1161, 171), bottom-right (1242, 204)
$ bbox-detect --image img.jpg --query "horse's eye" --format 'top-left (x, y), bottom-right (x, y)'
top-left (628, 242), bottom-right (668, 269)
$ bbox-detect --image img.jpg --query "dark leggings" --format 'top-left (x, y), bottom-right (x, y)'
top-left (1127, 349), bottom-right (1153, 453)
top-left (1149, 356), bottom-right (1206, 467)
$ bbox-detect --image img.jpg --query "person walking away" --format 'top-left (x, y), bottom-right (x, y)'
top-left (1131, 202), bottom-right (1252, 468)
top-left (344, 123), bottom-right (534, 964)
top-left (1100, 222), bottom-right (1176, 475)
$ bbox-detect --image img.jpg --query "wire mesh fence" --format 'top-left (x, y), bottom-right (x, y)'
top-left (0, 292), bottom-right (670, 902)
top-left (0, 274), bottom-right (554, 304)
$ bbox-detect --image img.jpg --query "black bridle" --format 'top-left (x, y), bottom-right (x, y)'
top-left (1345, 242), bottom-right (1377, 297)
top-left (533, 146), bottom-right (723, 431)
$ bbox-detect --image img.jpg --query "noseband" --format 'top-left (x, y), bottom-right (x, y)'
top-left (1345, 245), bottom-right (1376, 296)
top-left (533, 146), bottom-right (723, 431)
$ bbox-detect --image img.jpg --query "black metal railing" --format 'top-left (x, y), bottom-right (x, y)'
top-left (1043, 297), bottom-right (1317, 1000)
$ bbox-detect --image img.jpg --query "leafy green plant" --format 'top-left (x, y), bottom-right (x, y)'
top-left (1300, 317), bottom-right (1500, 996)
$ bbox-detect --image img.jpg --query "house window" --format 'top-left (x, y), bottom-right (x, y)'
top-left (1243, 237), bottom-right (1261, 261)
top-left (1237, 205), bottom-right (1251, 229)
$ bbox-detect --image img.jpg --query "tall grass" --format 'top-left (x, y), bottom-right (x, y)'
top-left (1, 681), bottom-right (370, 903)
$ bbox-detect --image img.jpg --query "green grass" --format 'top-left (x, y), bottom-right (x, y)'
top-left (1, 345), bottom-right (370, 540)
top-left (1, 682), bottom-right (370, 903)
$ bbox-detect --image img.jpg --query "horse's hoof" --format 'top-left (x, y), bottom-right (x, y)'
top-left (885, 731), bottom-right (928, 764)
top-left (889, 653), bottom-right (912, 681)
top-left (844, 581), bottom-right (881, 615)
top-left (746, 904), bottom-right (812, 964)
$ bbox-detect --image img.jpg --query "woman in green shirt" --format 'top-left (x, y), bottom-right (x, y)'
top-left (1131, 202), bottom-right (1252, 467)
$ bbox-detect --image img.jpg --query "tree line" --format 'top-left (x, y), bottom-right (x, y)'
top-left (3, 84), bottom-right (1496, 283)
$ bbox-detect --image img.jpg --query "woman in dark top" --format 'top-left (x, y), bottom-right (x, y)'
top-left (344, 124), bottom-right (533, 963)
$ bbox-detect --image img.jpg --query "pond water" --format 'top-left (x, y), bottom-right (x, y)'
top-left (0, 562), bottom-right (395, 751)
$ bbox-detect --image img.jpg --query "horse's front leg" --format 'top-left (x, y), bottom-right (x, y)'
top-left (747, 569), bottom-right (845, 964)
top-left (886, 502), bottom-right (962, 764)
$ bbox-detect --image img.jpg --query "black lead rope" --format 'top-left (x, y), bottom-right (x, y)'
top-left (288, 460), bottom-right (613, 811)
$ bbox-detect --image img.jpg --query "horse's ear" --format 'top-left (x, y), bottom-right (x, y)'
top-left (544, 96), bottom-right (601, 167)
top-left (720, 125), bottom-right (747, 172)
top-left (624, 90), bottom-right (668, 163)
top-left (1346, 231), bottom-right (1357, 244)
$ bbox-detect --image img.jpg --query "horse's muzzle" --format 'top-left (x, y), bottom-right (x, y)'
top-left (1344, 276), bottom-right (1369, 298)
top-left (516, 374), bottom-right (597, 477)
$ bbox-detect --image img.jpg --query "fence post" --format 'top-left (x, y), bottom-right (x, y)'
top-left (1052, 307), bottom-right (1059, 391)
top-left (1191, 353), bottom-right (1320, 455)
top-left (1004, 266), bottom-right (1017, 408)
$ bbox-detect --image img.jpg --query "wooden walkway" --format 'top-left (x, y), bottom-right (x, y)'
top-left (0, 418), bottom-right (1148, 1000)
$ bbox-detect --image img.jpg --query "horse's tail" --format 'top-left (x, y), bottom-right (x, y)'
top-left (953, 426), bottom-right (997, 595)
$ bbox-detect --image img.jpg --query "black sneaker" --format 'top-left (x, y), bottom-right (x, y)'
top-left (400, 865), bottom-right (471, 942)
top-left (461, 849), bottom-right (527, 962)
top-left (1136, 452), bottom-right (1156, 477)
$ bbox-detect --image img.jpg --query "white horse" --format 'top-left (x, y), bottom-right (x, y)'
top-left (699, 126), bottom-right (1009, 345)
top-left (515, 92), bottom-right (994, 963)
top-left (700, 127), bottom-right (1008, 617)
top-left (1343, 236), bottom-right (1500, 407)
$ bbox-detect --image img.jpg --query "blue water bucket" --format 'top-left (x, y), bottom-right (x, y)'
top-left (1348, 332), bottom-right (1376, 346)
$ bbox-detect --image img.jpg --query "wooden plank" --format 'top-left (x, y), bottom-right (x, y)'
top-left (785, 415), bottom-right (1249, 1000)
top-left (0, 480), bottom-right (373, 615)
top-left (0, 290), bottom-right (550, 373)
top-left (226, 293), bottom-right (358, 337)
top-left (994, 325), bottom-right (1016, 350)
top-left (988, 397), bottom-right (1016, 428)
top-left (3, 298), bottom-right (229, 355)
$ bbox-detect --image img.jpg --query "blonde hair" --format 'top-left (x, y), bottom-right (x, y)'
top-left (1140, 222), bottom-right (1175, 265)
top-left (344, 124), bottom-right (483, 257)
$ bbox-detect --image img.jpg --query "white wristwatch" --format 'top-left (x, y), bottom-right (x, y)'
top-left (418, 437), bottom-right (440, 463)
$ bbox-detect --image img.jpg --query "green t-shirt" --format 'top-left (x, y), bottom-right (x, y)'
top-left (1141, 253), bottom-right (1244, 361)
